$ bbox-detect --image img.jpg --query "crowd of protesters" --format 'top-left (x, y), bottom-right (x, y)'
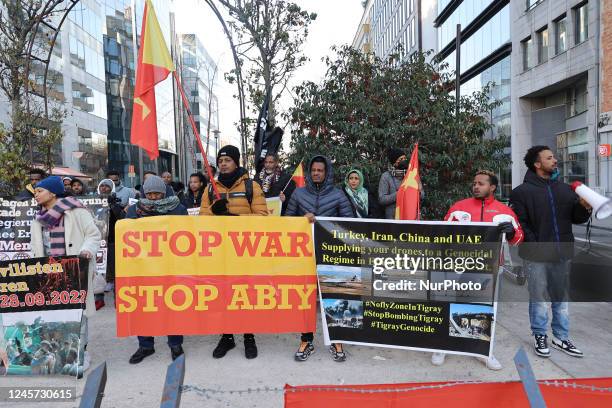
top-left (12, 143), bottom-right (591, 374)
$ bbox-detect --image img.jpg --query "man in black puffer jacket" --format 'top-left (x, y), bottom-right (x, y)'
top-left (285, 155), bottom-right (353, 219)
top-left (510, 146), bottom-right (591, 360)
top-left (285, 155), bottom-right (353, 363)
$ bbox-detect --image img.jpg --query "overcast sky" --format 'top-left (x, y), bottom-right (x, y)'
top-left (175, 0), bottom-right (365, 150)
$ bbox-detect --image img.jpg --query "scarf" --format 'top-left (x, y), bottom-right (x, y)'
top-left (35, 196), bottom-right (85, 256)
top-left (258, 167), bottom-right (282, 193)
top-left (218, 167), bottom-right (246, 189)
top-left (344, 169), bottom-right (369, 218)
top-left (136, 196), bottom-right (181, 216)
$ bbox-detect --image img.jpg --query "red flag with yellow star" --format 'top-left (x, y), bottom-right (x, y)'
top-left (395, 143), bottom-right (420, 220)
top-left (131, 0), bottom-right (175, 160)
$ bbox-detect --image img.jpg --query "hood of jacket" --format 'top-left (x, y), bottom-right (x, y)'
top-left (97, 179), bottom-right (116, 195)
top-left (305, 155), bottom-right (334, 195)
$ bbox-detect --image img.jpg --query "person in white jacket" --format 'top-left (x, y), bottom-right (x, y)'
top-left (29, 176), bottom-right (101, 373)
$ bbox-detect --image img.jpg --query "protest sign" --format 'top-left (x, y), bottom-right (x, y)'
top-left (314, 218), bottom-right (502, 358)
top-left (0, 196), bottom-right (109, 275)
top-left (115, 216), bottom-right (317, 336)
top-left (0, 256), bottom-right (87, 376)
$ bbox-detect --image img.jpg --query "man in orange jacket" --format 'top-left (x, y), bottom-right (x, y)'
top-left (431, 170), bottom-right (523, 370)
top-left (200, 145), bottom-right (268, 360)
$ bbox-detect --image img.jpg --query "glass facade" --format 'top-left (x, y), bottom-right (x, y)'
top-left (438, 0), bottom-right (495, 51)
top-left (180, 34), bottom-right (220, 170)
top-left (437, 1), bottom-right (512, 198)
top-left (65, 0), bottom-right (108, 185)
top-left (103, 0), bottom-right (176, 186)
top-left (441, 5), bottom-right (509, 75)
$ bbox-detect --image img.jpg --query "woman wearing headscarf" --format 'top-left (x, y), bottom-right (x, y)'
top-left (343, 169), bottom-right (369, 218)
top-left (29, 176), bottom-right (101, 373)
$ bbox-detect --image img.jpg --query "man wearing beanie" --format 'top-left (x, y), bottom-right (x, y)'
top-left (125, 175), bottom-right (188, 364)
top-left (378, 147), bottom-right (410, 219)
top-left (200, 145), bottom-right (268, 359)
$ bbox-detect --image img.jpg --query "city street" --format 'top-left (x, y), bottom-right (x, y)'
top-left (2, 288), bottom-right (611, 407)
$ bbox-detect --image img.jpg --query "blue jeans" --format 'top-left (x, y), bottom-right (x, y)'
top-left (138, 335), bottom-right (183, 349)
top-left (524, 260), bottom-right (570, 340)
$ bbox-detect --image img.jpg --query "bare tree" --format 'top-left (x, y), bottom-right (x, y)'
top-left (0, 0), bottom-right (69, 195)
top-left (216, 0), bottom-right (316, 125)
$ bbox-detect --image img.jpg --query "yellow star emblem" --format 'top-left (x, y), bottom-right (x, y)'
top-left (401, 168), bottom-right (419, 189)
top-left (134, 97), bottom-right (151, 119)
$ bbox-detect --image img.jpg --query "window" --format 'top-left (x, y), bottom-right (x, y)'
top-left (555, 15), bottom-right (567, 54)
top-left (574, 2), bottom-right (588, 44)
top-left (556, 128), bottom-right (588, 183)
top-left (537, 27), bottom-right (548, 64)
top-left (526, 0), bottom-right (542, 11)
top-left (566, 79), bottom-right (588, 117)
top-left (522, 36), bottom-right (533, 71)
top-left (410, 19), bottom-right (416, 48)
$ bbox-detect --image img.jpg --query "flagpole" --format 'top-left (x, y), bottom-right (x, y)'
top-left (281, 159), bottom-right (305, 193)
top-left (172, 71), bottom-right (221, 200)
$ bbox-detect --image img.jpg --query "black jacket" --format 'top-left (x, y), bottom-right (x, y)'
top-left (285, 156), bottom-right (353, 218)
top-left (510, 170), bottom-right (591, 262)
top-left (182, 189), bottom-right (204, 209)
top-left (254, 170), bottom-right (295, 214)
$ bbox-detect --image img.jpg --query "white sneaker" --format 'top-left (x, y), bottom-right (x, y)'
top-left (431, 352), bottom-right (446, 366)
top-left (551, 337), bottom-right (583, 358)
top-left (480, 354), bottom-right (502, 371)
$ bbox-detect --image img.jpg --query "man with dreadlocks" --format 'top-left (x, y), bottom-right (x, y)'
top-left (254, 153), bottom-right (294, 214)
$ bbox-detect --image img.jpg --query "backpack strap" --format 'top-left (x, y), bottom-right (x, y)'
top-left (207, 180), bottom-right (253, 205)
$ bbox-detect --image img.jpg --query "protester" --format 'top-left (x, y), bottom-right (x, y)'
top-left (16, 168), bottom-right (47, 201)
top-left (29, 176), bottom-right (101, 372)
top-left (126, 175), bottom-right (187, 364)
top-left (96, 179), bottom-right (126, 306)
top-left (141, 171), bottom-right (174, 197)
top-left (285, 155), bottom-right (353, 362)
top-left (172, 181), bottom-right (186, 203)
top-left (510, 146), bottom-right (591, 358)
top-left (70, 178), bottom-right (86, 196)
top-left (378, 148), bottom-right (408, 219)
top-left (62, 177), bottom-right (73, 195)
top-left (430, 170), bottom-right (524, 370)
top-left (200, 145), bottom-right (268, 359)
top-left (161, 171), bottom-right (172, 185)
top-left (106, 170), bottom-right (136, 207)
top-left (342, 169), bottom-right (379, 218)
top-left (255, 153), bottom-right (294, 214)
top-left (182, 172), bottom-right (207, 209)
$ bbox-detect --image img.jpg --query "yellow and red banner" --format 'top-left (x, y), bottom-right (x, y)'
top-left (115, 216), bottom-right (317, 337)
top-left (131, 0), bottom-right (175, 160)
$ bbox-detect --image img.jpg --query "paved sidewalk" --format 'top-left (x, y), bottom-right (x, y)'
top-left (2, 294), bottom-right (610, 408)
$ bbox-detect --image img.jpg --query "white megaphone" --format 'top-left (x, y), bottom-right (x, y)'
top-left (571, 182), bottom-right (612, 220)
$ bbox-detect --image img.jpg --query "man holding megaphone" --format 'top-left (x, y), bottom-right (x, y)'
top-left (510, 146), bottom-right (592, 359)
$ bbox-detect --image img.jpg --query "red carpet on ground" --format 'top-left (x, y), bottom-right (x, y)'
top-left (285, 378), bottom-right (612, 407)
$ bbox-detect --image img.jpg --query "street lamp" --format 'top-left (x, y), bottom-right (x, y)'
top-left (213, 130), bottom-right (221, 156)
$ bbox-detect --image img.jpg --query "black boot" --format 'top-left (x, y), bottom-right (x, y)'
top-left (244, 334), bottom-right (257, 359)
top-left (213, 335), bottom-right (235, 358)
top-left (129, 347), bottom-right (155, 364)
top-left (170, 345), bottom-right (184, 361)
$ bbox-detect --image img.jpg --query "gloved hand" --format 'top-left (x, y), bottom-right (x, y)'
top-left (211, 198), bottom-right (229, 215)
top-left (497, 221), bottom-right (515, 240)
